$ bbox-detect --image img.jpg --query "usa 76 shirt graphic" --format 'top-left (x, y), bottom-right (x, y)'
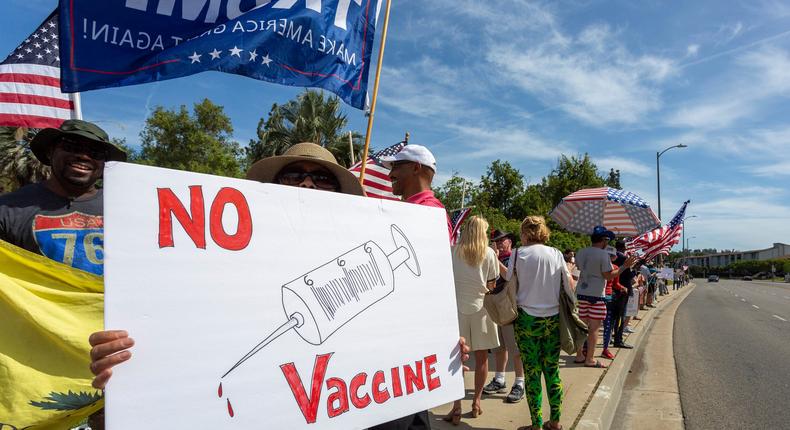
top-left (33, 212), bottom-right (104, 275)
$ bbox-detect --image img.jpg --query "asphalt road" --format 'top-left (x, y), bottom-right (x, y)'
top-left (674, 279), bottom-right (790, 429)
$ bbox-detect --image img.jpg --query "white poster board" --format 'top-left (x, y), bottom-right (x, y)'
top-left (659, 268), bottom-right (674, 280)
top-left (103, 163), bottom-right (464, 429)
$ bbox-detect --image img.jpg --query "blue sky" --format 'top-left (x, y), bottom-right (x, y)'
top-left (4, 0), bottom-right (789, 252)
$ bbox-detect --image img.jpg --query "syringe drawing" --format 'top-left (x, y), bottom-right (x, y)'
top-left (221, 224), bottom-right (421, 379)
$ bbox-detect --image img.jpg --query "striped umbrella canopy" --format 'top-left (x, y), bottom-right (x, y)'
top-left (549, 187), bottom-right (660, 237)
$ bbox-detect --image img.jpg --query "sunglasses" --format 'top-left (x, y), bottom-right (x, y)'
top-left (276, 170), bottom-right (339, 190)
top-left (58, 137), bottom-right (109, 161)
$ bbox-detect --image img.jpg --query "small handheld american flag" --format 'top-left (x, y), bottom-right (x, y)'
top-left (349, 141), bottom-right (406, 200)
top-left (448, 207), bottom-right (472, 246)
top-left (0, 12), bottom-right (79, 128)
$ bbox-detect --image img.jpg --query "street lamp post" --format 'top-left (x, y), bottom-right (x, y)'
top-left (656, 144), bottom-right (688, 221)
top-left (682, 215), bottom-right (698, 264)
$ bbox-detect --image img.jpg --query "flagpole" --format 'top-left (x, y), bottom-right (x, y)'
top-left (72, 93), bottom-right (83, 120)
top-left (358, 0), bottom-right (392, 185)
top-left (348, 131), bottom-right (355, 165)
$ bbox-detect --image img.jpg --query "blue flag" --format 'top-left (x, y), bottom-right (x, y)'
top-left (58, 0), bottom-right (381, 109)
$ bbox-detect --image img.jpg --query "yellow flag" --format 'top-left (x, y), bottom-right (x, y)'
top-left (0, 239), bottom-right (104, 429)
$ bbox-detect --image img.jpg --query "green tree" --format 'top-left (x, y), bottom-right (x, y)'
top-left (539, 154), bottom-right (606, 209)
top-left (0, 126), bottom-right (49, 192)
top-left (246, 90), bottom-right (365, 168)
top-left (138, 99), bottom-right (242, 177)
top-left (434, 173), bottom-right (476, 210)
top-left (475, 160), bottom-right (526, 220)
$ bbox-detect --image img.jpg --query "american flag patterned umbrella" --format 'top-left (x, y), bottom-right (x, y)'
top-left (549, 187), bottom-right (660, 237)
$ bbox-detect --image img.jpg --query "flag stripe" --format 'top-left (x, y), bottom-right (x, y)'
top-left (0, 102), bottom-right (74, 119)
top-left (0, 64), bottom-right (61, 78)
top-left (0, 93), bottom-right (74, 109)
top-left (0, 72), bottom-right (61, 88)
top-left (0, 81), bottom-right (71, 100)
top-left (0, 113), bottom-right (66, 128)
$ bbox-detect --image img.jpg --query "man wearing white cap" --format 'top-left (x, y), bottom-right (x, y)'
top-left (380, 145), bottom-right (452, 237)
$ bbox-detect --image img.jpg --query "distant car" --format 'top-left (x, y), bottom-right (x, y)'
top-left (743, 275), bottom-right (753, 281)
top-left (707, 275), bottom-right (719, 282)
top-left (754, 272), bottom-right (770, 280)
top-left (785, 274), bottom-right (790, 283)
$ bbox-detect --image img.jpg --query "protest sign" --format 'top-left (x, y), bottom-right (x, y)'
top-left (658, 268), bottom-right (674, 280)
top-left (58, 0), bottom-right (381, 109)
top-left (102, 162), bottom-right (463, 429)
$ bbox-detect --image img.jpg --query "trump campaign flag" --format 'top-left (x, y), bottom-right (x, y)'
top-left (0, 12), bottom-right (80, 128)
top-left (57, 0), bottom-right (381, 109)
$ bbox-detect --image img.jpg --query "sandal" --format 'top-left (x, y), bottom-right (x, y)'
top-left (584, 360), bottom-right (607, 368)
top-left (543, 423), bottom-right (563, 430)
top-left (442, 406), bottom-right (462, 426)
top-left (471, 404), bottom-right (483, 418)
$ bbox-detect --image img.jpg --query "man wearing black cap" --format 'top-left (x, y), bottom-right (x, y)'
top-left (482, 229), bottom-right (526, 403)
top-left (0, 119), bottom-right (126, 275)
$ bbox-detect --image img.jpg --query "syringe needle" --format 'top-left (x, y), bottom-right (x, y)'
top-left (221, 316), bottom-right (300, 379)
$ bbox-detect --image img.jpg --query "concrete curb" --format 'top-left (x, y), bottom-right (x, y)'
top-left (574, 285), bottom-right (696, 430)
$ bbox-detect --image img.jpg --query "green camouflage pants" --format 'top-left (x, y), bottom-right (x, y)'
top-left (514, 310), bottom-right (563, 426)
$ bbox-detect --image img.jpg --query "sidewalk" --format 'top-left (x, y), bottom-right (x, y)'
top-left (428, 286), bottom-right (694, 430)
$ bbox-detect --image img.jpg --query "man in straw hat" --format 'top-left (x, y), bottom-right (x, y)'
top-left (88, 142), bottom-right (468, 430)
top-left (0, 119), bottom-right (127, 275)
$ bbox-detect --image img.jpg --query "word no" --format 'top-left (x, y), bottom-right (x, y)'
top-left (281, 353), bottom-right (441, 423)
top-left (125, 0), bottom-right (365, 30)
top-left (158, 186), bottom-right (252, 250)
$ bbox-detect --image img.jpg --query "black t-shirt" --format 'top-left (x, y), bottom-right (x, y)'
top-left (614, 254), bottom-right (635, 294)
top-left (0, 182), bottom-right (104, 275)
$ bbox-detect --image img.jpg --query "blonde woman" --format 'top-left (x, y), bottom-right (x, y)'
top-left (444, 215), bottom-right (500, 425)
top-left (508, 216), bottom-right (570, 430)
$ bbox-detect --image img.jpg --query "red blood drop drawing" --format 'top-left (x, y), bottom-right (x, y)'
top-left (227, 398), bottom-right (235, 417)
top-left (218, 382), bottom-right (223, 398)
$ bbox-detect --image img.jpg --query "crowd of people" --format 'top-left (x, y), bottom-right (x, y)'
top-left (445, 215), bottom-right (689, 429)
top-left (0, 119), bottom-right (689, 430)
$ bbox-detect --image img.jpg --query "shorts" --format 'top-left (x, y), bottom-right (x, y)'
top-left (577, 299), bottom-right (607, 320)
top-left (458, 307), bottom-right (500, 351)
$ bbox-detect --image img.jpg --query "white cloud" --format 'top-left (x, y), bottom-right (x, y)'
top-left (441, 124), bottom-right (571, 163)
top-left (686, 44), bottom-right (700, 57)
top-left (594, 156), bottom-right (652, 177)
top-left (488, 23), bottom-right (674, 127)
top-left (667, 46), bottom-right (790, 130)
top-left (750, 161), bottom-right (790, 177)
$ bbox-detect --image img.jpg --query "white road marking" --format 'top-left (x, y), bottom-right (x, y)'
top-left (741, 299), bottom-right (747, 302)
top-left (752, 305), bottom-right (760, 309)
top-left (773, 315), bottom-right (788, 322)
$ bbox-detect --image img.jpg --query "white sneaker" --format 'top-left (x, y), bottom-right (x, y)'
top-left (624, 327), bottom-right (636, 333)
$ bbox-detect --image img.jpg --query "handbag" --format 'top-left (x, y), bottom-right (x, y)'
top-left (558, 261), bottom-right (588, 355)
top-left (483, 257), bottom-right (519, 325)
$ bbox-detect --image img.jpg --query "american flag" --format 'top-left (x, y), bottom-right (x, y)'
top-left (632, 201), bottom-right (690, 260)
top-left (349, 141), bottom-right (406, 200)
top-left (0, 12), bottom-right (79, 128)
top-left (448, 207), bottom-right (472, 246)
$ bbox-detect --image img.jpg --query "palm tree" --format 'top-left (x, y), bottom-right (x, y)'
top-left (246, 90), bottom-right (365, 168)
top-left (0, 126), bottom-right (49, 193)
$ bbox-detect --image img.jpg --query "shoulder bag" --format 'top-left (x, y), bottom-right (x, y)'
top-left (483, 254), bottom-right (519, 325)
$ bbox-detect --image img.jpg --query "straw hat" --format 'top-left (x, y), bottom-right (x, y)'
top-left (246, 143), bottom-right (365, 196)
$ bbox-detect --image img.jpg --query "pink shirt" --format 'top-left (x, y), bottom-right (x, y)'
top-left (405, 190), bottom-right (452, 238)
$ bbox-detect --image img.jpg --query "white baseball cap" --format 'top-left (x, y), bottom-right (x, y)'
top-left (605, 246), bottom-right (617, 256)
top-left (380, 144), bottom-right (436, 171)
